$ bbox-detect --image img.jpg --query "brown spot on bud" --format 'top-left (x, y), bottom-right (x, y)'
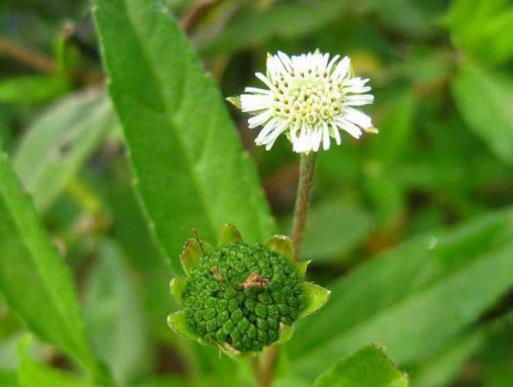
top-left (241, 272), bottom-right (269, 289)
top-left (211, 266), bottom-right (223, 281)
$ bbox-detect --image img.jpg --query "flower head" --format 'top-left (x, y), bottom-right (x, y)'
top-left (230, 51), bottom-right (377, 153)
top-left (167, 224), bottom-right (330, 356)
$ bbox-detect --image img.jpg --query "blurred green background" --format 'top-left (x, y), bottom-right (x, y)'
top-left (1, 0), bottom-right (513, 386)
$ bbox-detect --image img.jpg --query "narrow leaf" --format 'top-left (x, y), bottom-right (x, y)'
top-left (0, 153), bottom-right (103, 378)
top-left (14, 91), bottom-right (117, 211)
top-left (288, 208), bottom-right (513, 380)
top-left (93, 0), bottom-right (275, 274)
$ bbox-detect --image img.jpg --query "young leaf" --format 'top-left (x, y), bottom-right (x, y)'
top-left (14, 91), bottom-right (117, 211)
top-left (288, 208), bottom-right (513, 381)
top-left (93, 0), bottom-right (275, 275)
top-left (452, 61), bottom-right (513, 164)
top-left (313, 345), bottom-right (409, 387)
top-left (0, 153), bottom-right (104, 379)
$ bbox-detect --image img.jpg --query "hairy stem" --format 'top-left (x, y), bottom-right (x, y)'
top-left (291, 152), bottom-right (316, 261)
top-left (256, 152), bottom-right (317, 387)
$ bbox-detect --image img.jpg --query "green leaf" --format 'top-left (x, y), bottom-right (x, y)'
top-left (93, 0), bottom-right (275, 275)
top-left (0, 153), bottom-right (103, 379)
top-left (452, 61), bottom-right (513, 164)
top-left (18, 343), bottom-right (93, 387)
top-left (84, 240), bottom-right (151, 385)
top-left (445, 0), bottom-right (513, 65)
top-left (412, 329), bottom-right (483, 387)
top-left (479, 315), bottom-right (513, 387)
top-left (0, 75), bottom-right (70, 105)
top-left (287, 208), bottom-right (513, 381)
top-left (14, 91), bottom-right (117, 211)
top-left (299, 282), bottom-right (330, 319)
top-left (313, 345), bottom-right (409, 387)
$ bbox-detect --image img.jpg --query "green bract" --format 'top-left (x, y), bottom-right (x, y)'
top-left (167, 224), bottom-right (330, 355)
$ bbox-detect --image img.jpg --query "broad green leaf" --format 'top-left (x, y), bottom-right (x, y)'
top-left (314, 345), bottom-right (409, 387)
top-left (84, 241), bottom-right (151, 385)
top-left (0, 75), bottom-right (70, 105)
top-left (287, 207), bottom-right (513, 381)
top-left (14, 91), bottom-right (117, 211)
top-left (452, 61), bottom-right (513, 164)
top-left (0, 153), bottom-right (103, 379)
top-left (93, 0), bottom-right (275, 275)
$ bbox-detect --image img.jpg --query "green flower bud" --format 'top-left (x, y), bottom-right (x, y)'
top-left (168, 224), bottom-right (330, 356)
top-left (182, 242), bottom-right (304, 352)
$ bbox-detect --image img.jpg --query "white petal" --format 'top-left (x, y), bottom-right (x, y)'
top-left (345, 94), bottom-right (374, 106)
top-left (343, 107), bottom-right (373, 129)
top-left (255, 118), bottom-right (280, 141)
top-left (244, 87), bottom-right (271, 95)
top-left (334, 117), bottom-right (363, 139)
top-left (255, 72), bottom-right (275, 90)
top-left (322, 121), bottom-right (331, 150)
top-left (248, 110), bottom-right (273, 128)
top-left (240, 94), bottom-right (272, 112)
top-left (332, 56), bottom-right (350, 79)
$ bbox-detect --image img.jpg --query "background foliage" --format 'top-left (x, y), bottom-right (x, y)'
top-left (1, 0), bottom-right (513, 386)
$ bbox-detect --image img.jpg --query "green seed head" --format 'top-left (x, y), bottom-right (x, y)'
top-left (182, 242), bottom-right (306, 352)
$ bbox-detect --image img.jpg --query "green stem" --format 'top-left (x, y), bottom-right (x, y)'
top-left (257, 152), bottom-right (317, 387)
top-left (291, 152), bottom-right (316, 261)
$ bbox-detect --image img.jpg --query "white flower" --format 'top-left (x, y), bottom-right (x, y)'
top-left (234, 51), bottom-right (377, 153)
